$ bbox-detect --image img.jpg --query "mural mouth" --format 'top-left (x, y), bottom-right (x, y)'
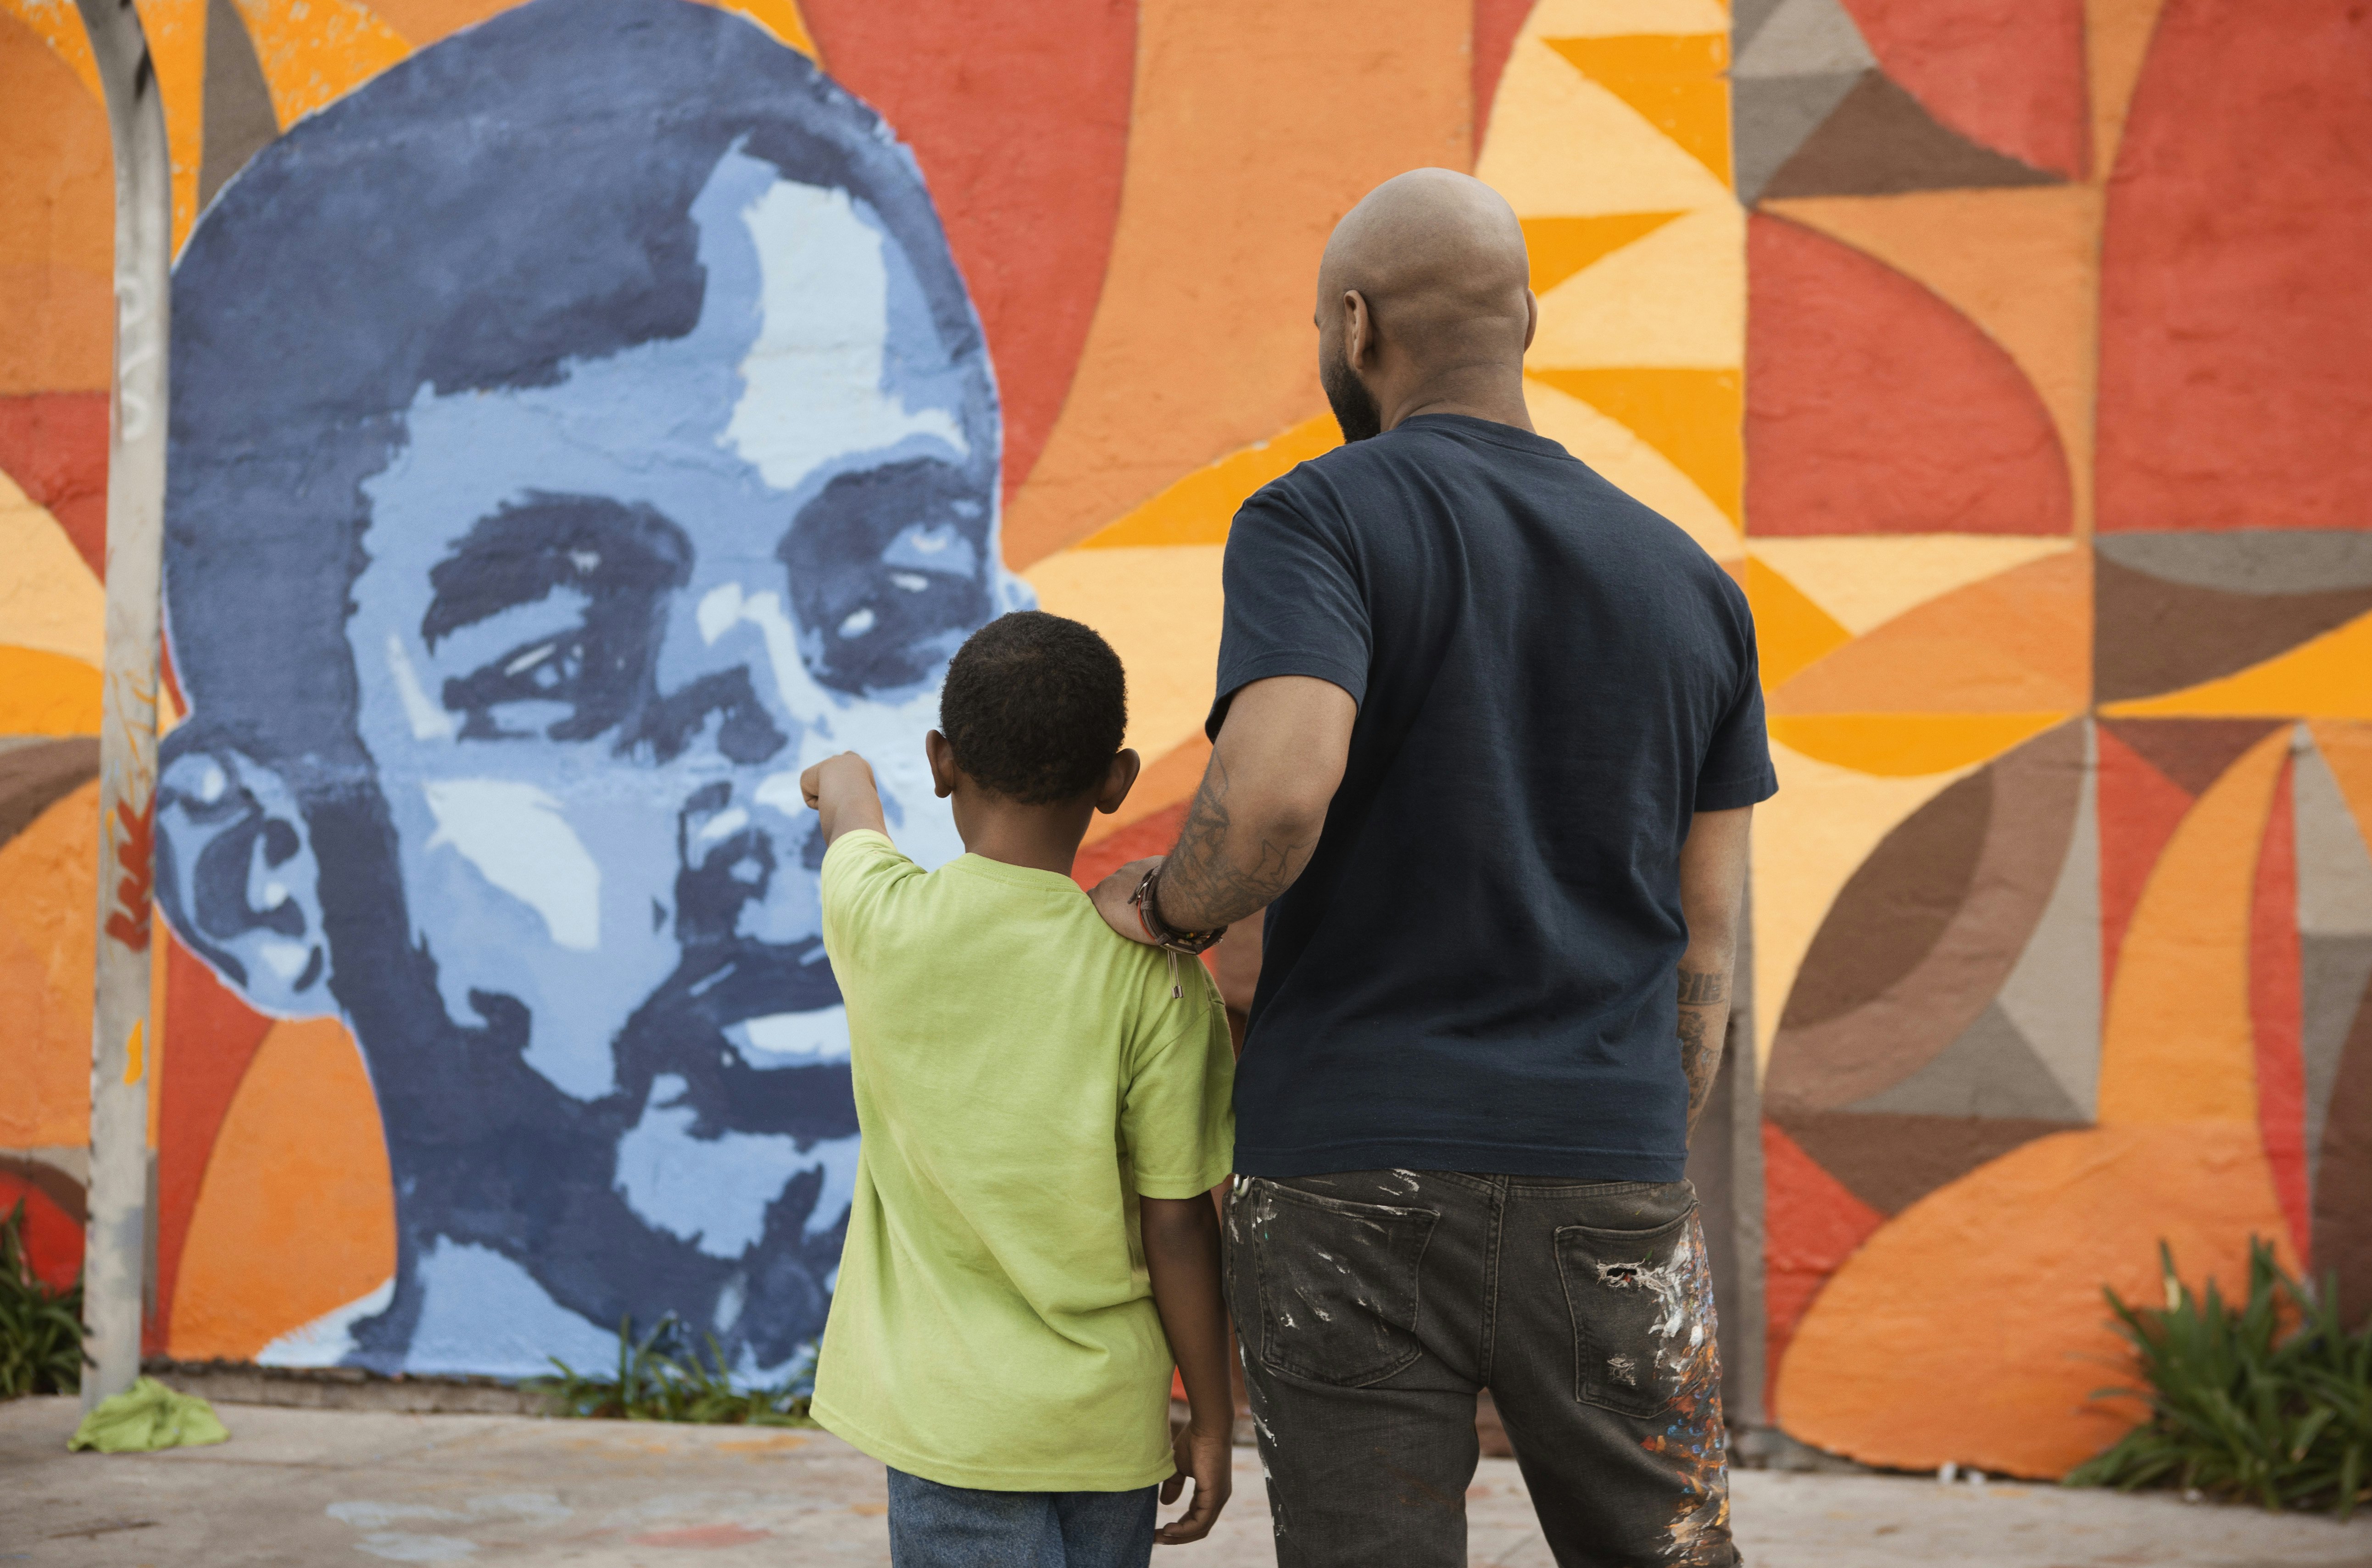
top-left (607, 938), bottom-right (857, 1145)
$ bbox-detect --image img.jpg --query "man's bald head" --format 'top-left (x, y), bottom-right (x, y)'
top-left (1315, 169), bottom-right (1536, 440)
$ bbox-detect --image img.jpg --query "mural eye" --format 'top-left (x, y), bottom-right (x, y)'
top-left (778, 459), bottom-right (993, 696)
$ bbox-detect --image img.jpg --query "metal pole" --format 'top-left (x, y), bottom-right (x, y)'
top-left (75, 0), bottom-right (173, 1412)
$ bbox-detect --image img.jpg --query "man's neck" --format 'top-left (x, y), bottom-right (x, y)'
top-left (1383, 372), bottom-right (1535, 436)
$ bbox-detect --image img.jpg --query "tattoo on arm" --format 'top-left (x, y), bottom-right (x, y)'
top-left (1677, 969), bottom-right (1730, 1005)
top-left (1157, 750), bottom-right (1314, 932)
top-left (1676, 966), bottom-right (1732, 1132)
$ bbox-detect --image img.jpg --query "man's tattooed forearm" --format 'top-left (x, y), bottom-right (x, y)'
top-left (1677, 968), bottom-right (1730, 1005)
top-left (1158, 750), bottom-right (1310, 931)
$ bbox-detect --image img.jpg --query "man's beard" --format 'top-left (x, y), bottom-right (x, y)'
top-left (1321, 341), bottom-right (1384, 443)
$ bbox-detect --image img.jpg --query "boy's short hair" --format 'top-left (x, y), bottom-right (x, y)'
top-left (940, 612), bottom-right (1127, 804)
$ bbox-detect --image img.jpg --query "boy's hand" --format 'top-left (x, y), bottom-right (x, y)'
top-left (800, 751), bottom-right (888, 845)
top-left (800, 751), bottom-right (875, 809)
top-left (1156, 1417), bottom-right (1232, 1545)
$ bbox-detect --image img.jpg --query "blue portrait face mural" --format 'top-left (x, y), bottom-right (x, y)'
top-left (151, 0), bottom-right (1021, 1376)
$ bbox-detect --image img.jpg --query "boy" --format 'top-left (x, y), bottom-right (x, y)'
top-left (801, 611), bottom-right (1237, 1565)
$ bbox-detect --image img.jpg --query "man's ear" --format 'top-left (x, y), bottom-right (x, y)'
top-left (924, 729), bottom-right (958, 799)
top-left (1095, 748), bottom-right (1142, 815)
top-left (1522, 288), bottom-right (1539, 353)
top-left (154, 744), bottom-right (334, 1018)
top-left (1344, 289), bottom-right (1372, 368)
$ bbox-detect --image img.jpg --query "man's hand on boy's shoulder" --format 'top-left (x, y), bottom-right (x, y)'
top-left (1090, 856), bottom-right (1165, 947)
top-left (801, 751), bottom-right (889, 846)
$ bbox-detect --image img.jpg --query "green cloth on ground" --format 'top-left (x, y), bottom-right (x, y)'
top-left (810, 830), bottom-right (1235, 1492)
top-left (68, 1377), bottom-right (230, 1452)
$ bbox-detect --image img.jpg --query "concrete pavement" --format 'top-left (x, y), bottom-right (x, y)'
top-left (5, 1396), bottom-right (2371, 1567)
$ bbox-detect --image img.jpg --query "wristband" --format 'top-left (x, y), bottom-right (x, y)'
top-left (1130, 864), bottom-right (1227, 955)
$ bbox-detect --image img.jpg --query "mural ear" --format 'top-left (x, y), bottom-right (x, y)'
top-left (154, 745), bottom-right (334, 1018)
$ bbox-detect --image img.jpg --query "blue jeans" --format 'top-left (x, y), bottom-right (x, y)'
top-left (885, 1468), bottom-right (1157, 1568)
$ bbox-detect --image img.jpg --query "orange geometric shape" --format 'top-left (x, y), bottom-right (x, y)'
top-left (1765, 712), bottom-right (2068, 777)
top-left (1528, 368), bottom-right (1742, 527)
top-left (700, 0), bottom-right (817, 56)
top-left (231, 0), bottom-right (412, 124)
top-left (0, 0), bottom-right (102, 98)
top-left (1770, 550), bottom-right (2089, 714)
top-left (1746, 213), bottom-right (2072, 536)
top-left (0, 778), bottom-right (97, 1148)
top-left (2100, 611), bottom-right (2372, 721)
top-left (1542, 34), bottom-right (1733, 187)
top-left (1839, 0), bottom-right (2091, 179)
top-left (0, 13), bottom-right (114, 395)
top-left (1776, 1122), bottom-right (2293, 1477)
top-left (1519, 211), bottom-right (1686, 295)
top-left (170, 1015), bottom-right (395, 1360)
top-left (2097, 726), bottom-right (2289, 1126)
top-left (1762, 187), bottom-right (2100, 533)
top-left (2084, 0), bottom-right (2169, 175)
top-left (1000, 0), bottom-right (1470, 567)
top-left (1078, 415), bottom-right (1338, 550)
top-left (0, 645), bottom-right (101, 734)
top-left (1743, 557), bottom-right (1853, 690)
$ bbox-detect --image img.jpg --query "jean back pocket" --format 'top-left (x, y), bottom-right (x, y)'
top-left (1245, 1179), bottom-right (1439, 1388)
top-left (1553, 1208), bottom-right (1719, 1419)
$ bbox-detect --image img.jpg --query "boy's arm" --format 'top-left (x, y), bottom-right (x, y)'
top-left (1140, 1195), bottom-right (1233, 1545)
top-left (799, 751), bottom-right (889, 846)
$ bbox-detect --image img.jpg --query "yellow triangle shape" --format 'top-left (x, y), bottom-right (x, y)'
top-left (1527, 367), bottom-right (1741, 526)
top-left (1543, 34), bottom-right (1733, 188)
top-left (2102, 610), bottom-right (2372, 720)
top-left (1743, 557), bottom-right (1853, 689)
top-left (1520, 212), bottom-right (1687, 295)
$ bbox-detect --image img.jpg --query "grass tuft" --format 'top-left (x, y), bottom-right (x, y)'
top-left (0, 1199), bottom-right (86, 1399)
top-left (2068, 1237), bottom-right (2371, 1518)
top-left (529, 1314), bottom-right (814, 1426)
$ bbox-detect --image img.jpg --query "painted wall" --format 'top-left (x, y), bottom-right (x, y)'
top-left (1, 0), bottom-right (2366, 1476)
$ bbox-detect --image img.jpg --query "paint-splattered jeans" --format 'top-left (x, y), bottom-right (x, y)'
top-left (1224, 1172), bottom-right (1735, 1568)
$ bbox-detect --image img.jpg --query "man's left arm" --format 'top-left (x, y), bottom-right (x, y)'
top-left (1676, 806), bottom-right (1752, 1135)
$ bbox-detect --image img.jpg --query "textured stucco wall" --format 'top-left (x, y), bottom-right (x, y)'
top-left (1, 0), bottom-right (2366, 1477)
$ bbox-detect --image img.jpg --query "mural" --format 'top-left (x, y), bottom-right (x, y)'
top-left (1733, 0), bottom-right (2372, 1479)
top-left (2, 0), bottom-right (2366, 1477)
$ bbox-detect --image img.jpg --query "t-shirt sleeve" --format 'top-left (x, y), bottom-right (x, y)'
top-left (819, 829), bottom-right (919, 975)
top-left (1695, 594), bottom-right (1780, 812)
top-left (1205, 483), bottom-right (1370, 739)
top-left (1119, 967), bottom-right (1237, 1199)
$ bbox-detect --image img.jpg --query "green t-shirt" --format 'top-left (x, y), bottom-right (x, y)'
top-left (809, 830), bottom-right (1235, 1491)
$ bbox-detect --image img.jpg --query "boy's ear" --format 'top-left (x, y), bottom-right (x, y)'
top-left (153, 744), bottom-right (335, 1018)
top-left (1095, 748), bottom-right (1142, 816)
top-left (924, 729), bottom-right (958, 799)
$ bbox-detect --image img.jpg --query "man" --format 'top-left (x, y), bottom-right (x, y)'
top-left (152, 0), bottom-right (1023, 1378)
top-left (1093, 169), bottom-right (1771, 1566)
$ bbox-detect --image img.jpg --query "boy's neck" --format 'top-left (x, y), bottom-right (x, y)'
top-left (956, 798), bottom-right (1097, 879)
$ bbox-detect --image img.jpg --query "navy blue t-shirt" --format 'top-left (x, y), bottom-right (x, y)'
top-left (1210, 414), bottom-right (1776, 1182)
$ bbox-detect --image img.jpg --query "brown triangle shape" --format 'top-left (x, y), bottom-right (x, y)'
top-left (1759, 69), bottom-right (2060, 200)
top-left (200, 0), bottom-right (280, 212)
top-left (2094, 552), bottom-right (2372, 704)
top-left (2098, 718), bottom-right (2286, 799)
top-left (0, 737), bottom-right (100, 850)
